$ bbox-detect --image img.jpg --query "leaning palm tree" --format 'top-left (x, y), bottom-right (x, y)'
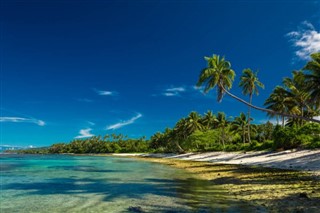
top-left (164, 127), bottom-right (185, 153)
top-left (303, 52), bottom-right (320, 108)
top-left (197, 54), bottom-right (235, 102)
top-left (239, 69), bottom-right (264, 143)
top-left (196, 54), bottom-right (320, 123)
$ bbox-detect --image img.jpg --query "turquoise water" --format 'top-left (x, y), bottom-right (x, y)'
top-left (0, 154), bottom-right (263, 212)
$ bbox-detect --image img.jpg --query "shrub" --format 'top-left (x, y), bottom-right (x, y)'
top-left (272, 125), bottom-right (302, 150)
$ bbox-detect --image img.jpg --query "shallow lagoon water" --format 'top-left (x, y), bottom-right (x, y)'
top-left (0, 154), bottom-right (263, 212)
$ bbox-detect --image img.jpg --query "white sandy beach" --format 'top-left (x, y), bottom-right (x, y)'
top-left (113, 149), bottom-right (320, 174)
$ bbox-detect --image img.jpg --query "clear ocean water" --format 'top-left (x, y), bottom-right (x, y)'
top-left (0, 154), bottom-right (262, 212)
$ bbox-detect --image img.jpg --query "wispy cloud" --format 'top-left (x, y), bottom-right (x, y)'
top-left (162, 86), bottom-right (186, 97)
top-left (87, 121), bottom-right (95, 126)
top-left (192, 85), bottom-right (206, 94)
top-left (106, 113), bottom-right (142, 130)
top-left (75, 128), bottom-right (94, 139)
top-left (94, 89), bottom-right (118, 96)
top-left (287, 21), bottom-right (320, 60)
top-left (166, 87), bottom-right (185, 92)
top-left (163, 92), bottom-right (178, 97)
top-left (0, 117), bottom-right (46, 126)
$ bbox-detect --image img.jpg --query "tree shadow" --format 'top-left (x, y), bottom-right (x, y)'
top-left (273, 152), bottom-right (320, 170)
top-left (233, 151), bottom-right (273, 160)
top-left (266, 193), bottom-right (320, 213)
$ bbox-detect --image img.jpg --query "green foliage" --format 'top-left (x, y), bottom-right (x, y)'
top-left (14, 147), bottom-right (50, 154)
top-left (43, 134), bottom-right (151, 154)
top-left (184, 130), bottom-right (220, 151)
top-left (256, 121), bottom-right (274, 142)
top-left (298, 123), bottom-right (320, 135)
top-left (272, 123), bottom-right (320, 150)
top-left (272, 125), bottom-right (299, 149)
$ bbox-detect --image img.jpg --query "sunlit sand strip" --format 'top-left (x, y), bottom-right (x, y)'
top-left (113, 149), bottom-right (320, 174)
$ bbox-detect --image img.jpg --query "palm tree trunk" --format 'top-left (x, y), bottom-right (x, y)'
top-left (282, 116), bottom-right (285, 127)
top-left (243, 128), bottom-right (245, 144)
top-left (221, 127), bottom-right (226, 150)
top-left (301, 106), bottom-right (304, 127)
top-left (248, 93), bottom-right (252, 143)
top-left (174, 140), bottom-right (185, 153)
top-left (219, 83), bottom-right (320, 123)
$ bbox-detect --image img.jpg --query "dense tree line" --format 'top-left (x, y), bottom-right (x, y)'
top-left (15, 52), bottom-right (320, 154)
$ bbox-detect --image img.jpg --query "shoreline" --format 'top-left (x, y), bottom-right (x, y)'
top-left (113, 150), bottom-right (320, 212)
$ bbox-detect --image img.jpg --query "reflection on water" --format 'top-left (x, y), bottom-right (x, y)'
top-left (0, 154), bottom-right (265, 212)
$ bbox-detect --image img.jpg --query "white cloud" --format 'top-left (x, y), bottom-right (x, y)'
top-left (161, 86), bottom-right (186, 97)
top-left (163, 92), bottom-right (178, 96)
top-left (166, 87), bottom-right (185, 92)
top-left (95, 89), bottom-right (118, 96)
top-left (75, 128), bottom-right (94, 139)
top-left (99, 91), bottom-right (113, 95)
top-left (287, 21), bottom-right (320, 60)
top-left (0, 117), bottom-right (46, 126)
top-left (37, 120), bottom-right (46, 126)
top-left (106, 113), bottom-right (142, 130)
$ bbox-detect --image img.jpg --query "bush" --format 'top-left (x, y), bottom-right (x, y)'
top-left (298, 123), bottom-right (320, 135)
top-left (186, 130), bottom-right (220, 152)
top-left (272, 125), bottom-right (302, 150)
top-left (306, 140), bottom-right (320, 149)
top-left (272, 123), bottom-right (320, 150)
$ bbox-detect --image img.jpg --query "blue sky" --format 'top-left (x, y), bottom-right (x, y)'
top-left (1, 0), bottom-right (320, 147)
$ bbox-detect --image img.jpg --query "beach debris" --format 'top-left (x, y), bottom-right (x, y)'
top-left (298, 192), bottom-right (309, 199)
top-left (128, 206), bottom-right (144, 213)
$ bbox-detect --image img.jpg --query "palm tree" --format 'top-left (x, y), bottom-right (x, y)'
top-left (265, 71), bottom-right (312, 127)
top-left (168, 125), bottom-right (187, 154)
top-left (163, 127), bottom-right (185, 153)
top-left (231, 112), bottom-right (249, 144)
top-left (197, 54), bottom-right (235, 102)
top-left (174, 118), bottom-right (188, 140)
top-left (282, 71), bottom-right (311, 126)
top-left (185, 111), bottom-right (204, 133)
top-left (303, 52), bottom-right (320, 108)
top-left (201, 110), bottom-right (218, 130)
top-left (264, 86), bottom-right (295, 126)
top-left (196, 54), bottom-right (320, 123)
top-left (216, 112), bottom-right (229, 149)
top-left (150, 132), bottom-right (164, 149)
top-left (239, 68), bottom-right (264, 143)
